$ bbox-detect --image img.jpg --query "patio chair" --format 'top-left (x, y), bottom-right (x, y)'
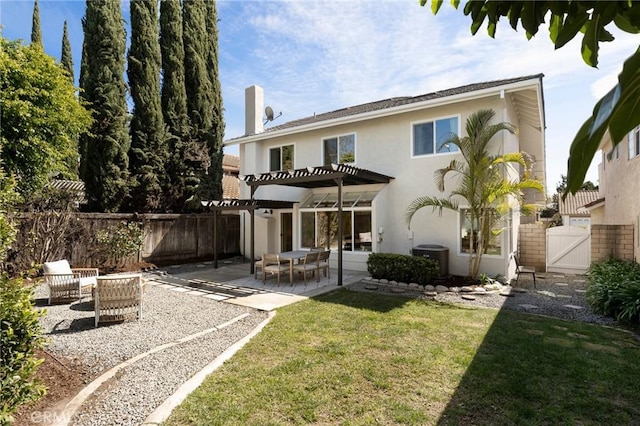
top-left (293, 250), bottom-right (320, 284)
top-left (94, 273), bottom-right (144, 328)
top-left (254, 257), bottom-right (264, 279)
top-left (512, 252), bottom-right (536, 288)
top-left (262, 253), bottom-right (289, 285)
top-left (43, 259), bottom-right (99, 304)
top-left (317, 249), bottom-right (331, 280)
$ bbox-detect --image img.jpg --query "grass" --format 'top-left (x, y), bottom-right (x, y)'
top-left (165, 288), bottom-right (640, 425)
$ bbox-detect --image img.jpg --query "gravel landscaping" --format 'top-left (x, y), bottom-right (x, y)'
top-left (33, 279), bottom-right (269, 425)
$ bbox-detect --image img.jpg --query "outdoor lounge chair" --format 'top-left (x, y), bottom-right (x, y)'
top-left (292, 250), bottom-right (320, 284)
top-left (512, 252), bottom-right (537, 288)
top-left (262, 253), bottom-right (289, 285)
top-left (94, 273), bottom-right (144, 327)
top-left (43, 259), bottom-right (99, 304)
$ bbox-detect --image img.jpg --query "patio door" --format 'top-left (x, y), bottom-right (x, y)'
top-left (281, 212), bottom-right (293, 252)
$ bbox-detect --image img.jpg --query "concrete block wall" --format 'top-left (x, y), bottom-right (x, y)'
top-left (518, 223), bottom-right (547, 272)
top-left (591, 224), bottom-right (635, 262)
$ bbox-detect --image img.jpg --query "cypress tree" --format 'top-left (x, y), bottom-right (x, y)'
top-left (127, 0), bottom-right (167, 212)
top-left (183, 0), bottom-right (216, 203)
top-left (79, 0), bottom-right (129, 212)
top-left (31, 0), bottom-right (42, 48)
top-left (205, 0), bottom-right (224, 201)
top-left (61, 21), bottom-right (74, 83)
top-left (160, 0), bottom-right (197, 212)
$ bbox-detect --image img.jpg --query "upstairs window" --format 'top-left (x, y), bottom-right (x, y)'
top-left (323, 133), bottom-right (355, 165)
top-left (413, 116), bottom-right (459, 156)
top-left (269, 144), bottom-right (294, 172)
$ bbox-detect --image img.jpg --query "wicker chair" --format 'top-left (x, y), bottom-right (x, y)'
top-left (262, 253), bottom-right (289, 285)
top-left (43, 260), bottom-right (99, 304)
top-left (317, 249), bottom-right (331, 279)
top-left (94, 273), bottom-right (144, 328)
top-left (292, 250), bottom-right (320, 284)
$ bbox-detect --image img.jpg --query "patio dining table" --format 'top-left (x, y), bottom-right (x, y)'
top-left (278, 250), bottom-right (309, 284)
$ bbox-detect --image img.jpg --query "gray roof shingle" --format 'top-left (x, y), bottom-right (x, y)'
top-left (243, 74), bottom-right (544, 137)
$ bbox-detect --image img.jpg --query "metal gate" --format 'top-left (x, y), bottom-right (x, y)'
top-left (546, 225), bottom-right (591, 274)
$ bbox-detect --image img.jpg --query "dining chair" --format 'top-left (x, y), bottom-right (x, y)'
top-left (317, 249), bottom-right (331, 280)
top-left (254, 257), bottom-right (264, 279)
top-left (262, 253), bottom-right (289, 285)
top-left (292, 250), bottom-right (320, 284)
top-left (512, 252), bottom-right (537, 288)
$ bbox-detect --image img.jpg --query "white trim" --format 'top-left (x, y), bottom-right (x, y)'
top-left (225, 77), bottom-right (543, 146)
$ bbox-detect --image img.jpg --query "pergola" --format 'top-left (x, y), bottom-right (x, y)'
top-left (209, 164), bottom-right (393, 285)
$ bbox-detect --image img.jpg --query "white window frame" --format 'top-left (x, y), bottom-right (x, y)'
top-left (457, 207), bottom-right (504, 258)
top-left (411, 114), bottom-right (461, 158)
top-left (268, 143), bottom-right (295, 172)
top-left (629, 127), bottom-right (640, 160)
top-left (299, 191), bottom-right (375, 253)
top-left (322, 133), bottom-right (357, 166)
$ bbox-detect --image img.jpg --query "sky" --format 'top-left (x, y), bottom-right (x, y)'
top-left (2, 0), bottom-right (639, 195)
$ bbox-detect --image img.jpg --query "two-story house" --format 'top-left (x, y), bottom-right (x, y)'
top-left (587, 126), bottom-right (640, 261)
top-left (224, 75), bottom-right (546, 280)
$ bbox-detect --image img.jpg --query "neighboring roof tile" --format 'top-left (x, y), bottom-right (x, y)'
top-left (559, 190), bottom-right (600, 216)
top-left (244, 74), bottom-right (543, 137)
top-left (223, 154), bottom-right (239, 168)
top-left (222, 174), bottom-right (239, 200)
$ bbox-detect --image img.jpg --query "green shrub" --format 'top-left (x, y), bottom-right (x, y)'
top-left (0, 275), bottom-right (47, 423)
top-left (366, 253), bottom-right (439, 286)
top-left (92, 221), bottom-right (144, 269)
top-left (586, 257), bottom-right (640, 324)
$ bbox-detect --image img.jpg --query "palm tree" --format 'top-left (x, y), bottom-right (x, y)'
top-left (405, 109), bottom-right (543, 280)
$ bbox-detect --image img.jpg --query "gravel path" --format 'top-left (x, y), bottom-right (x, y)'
top-left (34, 279), bottom-right (269, 425)
top-left (350, 273), bottom-right (619, 327)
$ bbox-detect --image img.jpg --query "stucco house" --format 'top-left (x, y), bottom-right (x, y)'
top-left (586, 125), bottom-right (640, 261)
top-left (224, 75), bottom-right (546, 280)
top-left (558, 190), bottom-right (600, 228)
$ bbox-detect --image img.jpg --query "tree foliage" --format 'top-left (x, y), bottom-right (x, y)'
top-left (183, 0), bottom-right (218, 203)
top-left (30, 0), bottom-right (42, 48)
top-left (160, 0), bottom-right (200, 212)
top-left (79, 0), bottom-right (130, 212)
top-left (127, 0), bottom-right (168, 212)
top-left (0, 274), bottom-right (47, 423)
top-left (0, 38), bottom-right (91, 197)
top-left (405, 109), bottom-right (543, 279)
top-left (424, 0), bottom-right (640, 196)
top-left (61, 20), bottom-right (74, 83)
top-left (205, 0), bottom-right (225, 202)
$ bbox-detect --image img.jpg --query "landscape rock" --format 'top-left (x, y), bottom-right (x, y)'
top-left (435, 285), bottom-right (448, 293)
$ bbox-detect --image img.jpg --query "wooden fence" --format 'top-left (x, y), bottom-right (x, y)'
top-left (12, 212), bottom-right (240, 268)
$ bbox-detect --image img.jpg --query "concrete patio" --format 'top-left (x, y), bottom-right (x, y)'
top-left (144, 258), bottom-right (368, 311)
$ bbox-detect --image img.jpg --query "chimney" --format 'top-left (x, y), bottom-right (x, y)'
top-left (245, 85), bottom-right (264, 135)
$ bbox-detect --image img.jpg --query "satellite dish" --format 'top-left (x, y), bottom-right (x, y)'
top-left (264, 106), bottom-right (282, 124)
top-left (265, 106), bottom-right (274, 121)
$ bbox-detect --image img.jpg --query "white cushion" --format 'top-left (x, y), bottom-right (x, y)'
top-left (43, 260), bottom-right (73, 275)
top-left (79, 276), bottom-right (97, 286)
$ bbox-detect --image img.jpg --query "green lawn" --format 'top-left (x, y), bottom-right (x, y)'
top-left (165, 289), bottom-right (640, 425)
